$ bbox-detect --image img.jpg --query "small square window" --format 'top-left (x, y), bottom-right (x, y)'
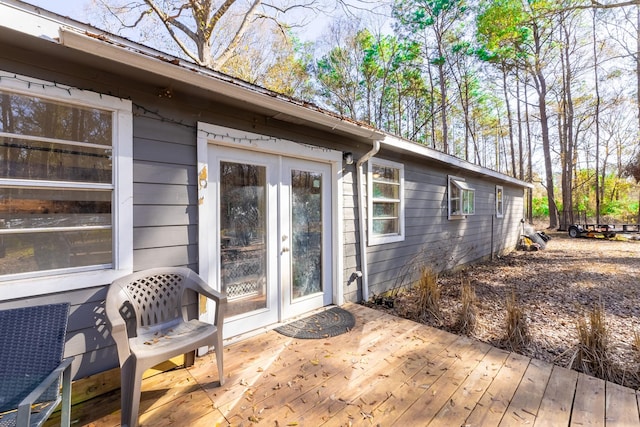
top-left (496, 185), bottom-right (504, 218)
top-left (448, 176), bottom-right (475, 219)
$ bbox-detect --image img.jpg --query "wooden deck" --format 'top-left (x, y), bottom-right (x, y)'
top-left (54, 303), bottom-right (640, 426)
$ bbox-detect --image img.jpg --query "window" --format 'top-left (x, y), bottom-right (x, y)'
top-left (496, 185), bottom-right (504, 218)
top-left (0, 71), bottom-right (132, 298)
top-left (368, 159), bottom-right (404, 245)
top-left (448, 176), bottom-right (475, 219)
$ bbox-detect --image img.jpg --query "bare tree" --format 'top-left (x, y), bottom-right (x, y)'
top-left (94, 0), bottom-right (388, 68)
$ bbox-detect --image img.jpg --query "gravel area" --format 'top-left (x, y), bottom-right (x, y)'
top-left (368, 228), bottom-right (640, 389)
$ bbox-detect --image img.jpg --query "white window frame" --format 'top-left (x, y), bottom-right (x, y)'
top-left (496, 185), bottom-right (504, 218)
top-left (0, 71), bottom-right (133, 300)
top-left (367, 158), bottom-right (405, 245)
top-left (448, 175), bottom-right (475, 219)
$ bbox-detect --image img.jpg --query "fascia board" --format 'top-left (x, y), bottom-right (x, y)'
top-left (0, 1), bottom-right (63, 41)
top-left (380, 134), bottom-right (534, 189)
top-left (57, 28), bottom-right (384, 141)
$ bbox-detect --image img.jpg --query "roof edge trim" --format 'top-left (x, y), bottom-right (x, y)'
top-left (381, 134), bottom-right (534, 188)
top-left (57, 28), bottom-right (385, 141)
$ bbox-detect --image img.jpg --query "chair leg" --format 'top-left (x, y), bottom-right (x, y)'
top-left (61, 362), bottom-right (73, 427)
top-left (120, 358), bottom-right (143, 427)
top-left (215, 334), bottom-right (224, 386)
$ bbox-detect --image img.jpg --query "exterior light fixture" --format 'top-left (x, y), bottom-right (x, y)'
top-left (343, 152), bottom-right (354, 165)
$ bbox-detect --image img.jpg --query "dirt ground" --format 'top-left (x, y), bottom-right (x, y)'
top-left (368, 227), bottom-right (640, 389)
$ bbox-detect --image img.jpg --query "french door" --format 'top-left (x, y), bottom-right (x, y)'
top-left (208, 146), bottom-right (332, 338)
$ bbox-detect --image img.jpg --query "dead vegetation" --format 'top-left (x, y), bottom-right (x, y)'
top-left (416, 267), bottom-right (441, 324)
top-left (453, 278), bottom-right (476, 335)
top-left (368, 230), bottom-right (640, 389)
top-left (504, 291), bottom-right (530, 351)
top-left (570, 302), bottom-right (617, 382)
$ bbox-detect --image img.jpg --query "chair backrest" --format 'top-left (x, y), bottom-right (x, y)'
top-left (0, 303), bottom-right (70, 412)
top-left (110, 268), bottom-right (192, 335)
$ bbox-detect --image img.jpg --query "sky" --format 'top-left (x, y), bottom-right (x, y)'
top-left (22, 0), bottom-right (392, 41)
top-left (25, 0), bottom-right (91, 21)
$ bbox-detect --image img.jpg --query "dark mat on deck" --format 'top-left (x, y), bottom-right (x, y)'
top-left (275, 306), bottom-right (355, 339)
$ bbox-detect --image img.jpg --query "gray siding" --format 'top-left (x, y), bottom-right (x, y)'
top-left (0, 33), bottom-right (525, 382)
top-left (0, 287), bottom-right (117, 379)
top-left (341, 167), bottom-right (362, 302)
top-left (0, 45), bottom-right (361, 378)
top-left (343, 154), bottom-right (524, 301)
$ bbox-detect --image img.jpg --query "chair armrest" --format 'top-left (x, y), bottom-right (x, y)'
top-left (17, 357), bottom-right (74, 425)
top-left (197, 283), bottom-right (227, 326)
top-left (196, 283), bottom-right (227, 305)
top-left (105, 288), bottom-right (133, 367)
top-left (188, 271), bottom-right (227, 328)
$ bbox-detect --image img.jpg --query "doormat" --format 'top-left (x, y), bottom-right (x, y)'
top-left (275, 306), bottom-right (355, 339)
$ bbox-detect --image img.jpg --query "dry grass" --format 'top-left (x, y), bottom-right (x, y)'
top-left (454, 278), bottom-right (476, 335)
top-left (368, 230), bottom-right (640, 389)
top-left (570, 302), bottom-right (618, 382)
top-left (504, 290), bottom-right (530, 351)
top-left (416, 267), bottom-right (441, 324)
top-left (633, 331), bottom-right (640, 361)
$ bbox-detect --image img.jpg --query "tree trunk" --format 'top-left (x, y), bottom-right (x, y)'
top-left (427, 64), bottom-right (436, 148)
top-left (516, 68), bottom-right (524, 180)
top-left (532, 24), bottom-right (558, 229)
top-left (593, 8), bottom-right (601, 224)
top-left (637, 4), bottom-right (640, 143)
top-left (525, 74), bottom-right (533, 223)
top-left (438, 61), bottom-right (449, 154)
top-left (501, 62), bottom-right (517, 178)
top-left (560, 17), bottom-right (575, 229)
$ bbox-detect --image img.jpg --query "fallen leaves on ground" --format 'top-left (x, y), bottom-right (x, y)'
top-left (370, 229), bottom-right (640, 389)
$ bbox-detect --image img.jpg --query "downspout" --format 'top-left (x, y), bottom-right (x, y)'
top-left (356, 139), bottom-right (381, 302)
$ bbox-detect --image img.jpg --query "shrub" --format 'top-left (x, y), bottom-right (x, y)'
top-left (504, 291), bottom-right (529, 351)
top-left (571, 302), bottom-right (617, 382)
top-left (416, 267), bottom-right (441, 324)
top-left (454, 278), bottom-right (476, 335)
top-left (532, 196), bottom-right (549, 218)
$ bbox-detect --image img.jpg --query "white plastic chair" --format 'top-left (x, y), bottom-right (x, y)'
top-left (105, 267), bottom-right (226, 427)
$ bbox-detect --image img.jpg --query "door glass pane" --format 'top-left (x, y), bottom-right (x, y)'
top-left (291, 170), bottom-right (323, 299)
top-left (220, 162), bottom-right (267, 317)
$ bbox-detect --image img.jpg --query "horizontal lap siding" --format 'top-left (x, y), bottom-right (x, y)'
top-left (0, 287), bottom-right (118, 379)
top-left (363, 159), bottom-right (524, 298)
top-left (0, 110), bottom-right (205, 378)
top-left (0, 40), bottom-right (527, 382)
top-left (0, 48), bottom-right (363, 379)
top-left (342, 167), bottom-right (361, 302)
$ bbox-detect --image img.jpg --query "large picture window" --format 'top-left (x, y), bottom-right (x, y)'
top-left (448, 176), bottom-right (475, 219)
top-left (0, 72), bottom-right (132, 298)
top-left (368, 159), bottom-right (404, 245)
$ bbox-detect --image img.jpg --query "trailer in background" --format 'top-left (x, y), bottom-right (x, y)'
top-left (560, 210), bottom-right (639, 239)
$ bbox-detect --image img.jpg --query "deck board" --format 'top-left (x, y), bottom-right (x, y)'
top-left (570, 373), bottom-right (605, 427)
top-left (465, 352), bottom-right (531, 426)
top-left (388, 339), bottom-right (493, 425)
top-left (370, 335), bottom-right (485, 425)
top-left (605, 381), bottom-right (640, 426)
top-left (49, 303), bottom-right (640, 427)
top-left (428, 346), bottom-right (511, 427)
top-left (499, 358), bottom-right (554, 426)
top-left (534, 365), bottom-right (578, 427)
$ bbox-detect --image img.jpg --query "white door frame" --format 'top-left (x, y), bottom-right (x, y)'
top-left (281, 157), bottom-right (333, 319)
top-left (197, 122), bottom-right (344, 339)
